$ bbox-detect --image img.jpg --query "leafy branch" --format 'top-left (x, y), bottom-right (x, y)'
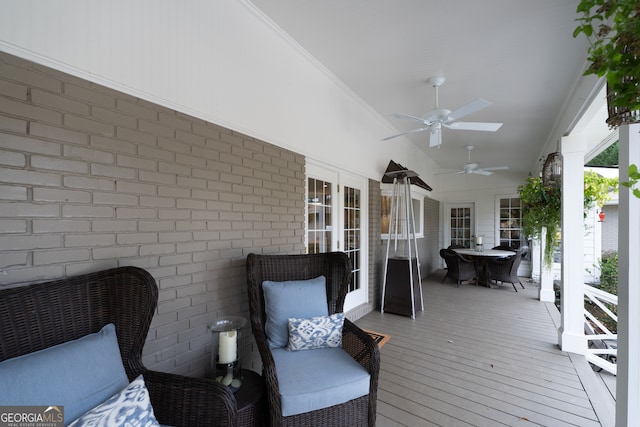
top-left (584, 169), bottom-right (619, 214)
top-left (620, 163), bottom-right (640, 198)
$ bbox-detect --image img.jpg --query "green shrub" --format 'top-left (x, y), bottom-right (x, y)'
top-left (585, 251), bottom-right (618, 334)
top-left (597, 251), bottom-right (618, 295)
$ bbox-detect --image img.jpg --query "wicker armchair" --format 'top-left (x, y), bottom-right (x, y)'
top-left (440, 248), bottom-right (478, 287)
top-left (246, 252), bottom-right (380, 427)
top-left (486, 248), bottom-right (527, 291)
top-left (0, 266), bottom-right (237, 427)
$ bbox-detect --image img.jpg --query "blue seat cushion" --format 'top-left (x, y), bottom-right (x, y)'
top-left (272, 347), bottom-right (370, 417)
top-left (0, 323), bottom-right (129, 425)
top-left (262, 276), bottom-right (328, 348)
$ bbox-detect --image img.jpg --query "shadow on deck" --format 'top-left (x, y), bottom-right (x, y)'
top-left (355, 270), bottom-right (615, 427)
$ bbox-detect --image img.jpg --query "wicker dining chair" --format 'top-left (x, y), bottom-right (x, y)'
top-left (246, 252), bottom-right (380, 427)
top-left (0, 266), bottom-right (237, 427)
top-left (440, 248), bottom-right (478, 287)
top-left (486, 247), bottom-right (527, 291)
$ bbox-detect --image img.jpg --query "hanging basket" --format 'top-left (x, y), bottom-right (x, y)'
top-left (606, 80), bottom-right (640, 128)
top-left (542, 152), bottom-right (562, 190)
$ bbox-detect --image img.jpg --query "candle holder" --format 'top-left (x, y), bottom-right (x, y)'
top-left (474, 236), bottom-right (484, 252)
top-left (209, 316), bottom-right (247, 392)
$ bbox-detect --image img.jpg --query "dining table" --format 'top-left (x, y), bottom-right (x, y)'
top-left (452, 248), bottom-right (516, 287)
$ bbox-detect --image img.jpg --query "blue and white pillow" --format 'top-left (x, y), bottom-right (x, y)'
top-left (286, 313), bottom-right (345, 351)
top-left (69, 375), bottom-right (159, 427)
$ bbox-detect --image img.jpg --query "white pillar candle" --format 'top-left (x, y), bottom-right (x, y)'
top-left (476, 236), bottom-right (483, 245)
top-left (218, 330), bottom-right (237, 364)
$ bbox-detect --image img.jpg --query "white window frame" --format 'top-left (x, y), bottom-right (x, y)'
top-left (380, 184), bottom-right (426, 239)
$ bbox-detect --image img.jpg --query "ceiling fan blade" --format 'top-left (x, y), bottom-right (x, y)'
top-left (435, 169), bottom-right (465, 176)
top-left (479, 166), bottom-right (509, 171)
top-left (449, 121), bottom-right (503, 131)
top-left (472, 169), bottom-right (494, 176)
top-left (447, 98), bottom-right (492, 121)
top-left (393, 112), bottom-right (428, 124)
top-left (382, 127), bottom-right (429, 141)
top-left (429, 128), bottom-right (442, 147)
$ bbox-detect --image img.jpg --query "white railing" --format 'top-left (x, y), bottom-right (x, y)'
top-left (584, 284), bottom-right (618, 375)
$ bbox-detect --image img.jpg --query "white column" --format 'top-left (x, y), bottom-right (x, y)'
top-left (531, 237), bottom-right (541, 281)
top-left (558, 134), bottom-right (588, 354)
top-left (538, 228), bottom-right (555, 302)
top-left (616, 123), bottom-right (640, 427)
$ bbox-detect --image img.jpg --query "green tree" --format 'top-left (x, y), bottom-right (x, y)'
top-left (584, 170), bottom-right (619, 213)
top-left (587, 141), bottom-right (618, 166)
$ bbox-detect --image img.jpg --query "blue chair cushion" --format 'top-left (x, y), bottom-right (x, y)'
top-left (271, 347), bottom-right (370, 417)
top-left (0, 323), bottom-right (129, 425)
top-left (262, 276), bottom-right (328, 348)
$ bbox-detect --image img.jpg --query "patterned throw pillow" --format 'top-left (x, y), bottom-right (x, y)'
top-left (286, 313), bottom-right (345, 351)
top-left (69, 375), bottom-right (160, 427)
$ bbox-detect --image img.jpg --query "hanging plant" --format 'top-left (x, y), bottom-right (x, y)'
top-left (518, 176), bottom-right (561, 268)
top-left (519, 171), bottom-right (619, 268)
top-left (574, 0), bottom-right (640, 199)
top-left (573, 0), bottom-right (640, 127)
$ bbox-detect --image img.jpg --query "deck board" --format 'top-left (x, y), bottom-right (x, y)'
top-left (356, 271), bottom-right (606, 426)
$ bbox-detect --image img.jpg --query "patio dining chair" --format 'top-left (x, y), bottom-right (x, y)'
top-left (439, 248), bottom-right (478, 287)
top-left (246, 252), bottom-right (379, 427)
top-left (486, 247), bottom-right (527, 291)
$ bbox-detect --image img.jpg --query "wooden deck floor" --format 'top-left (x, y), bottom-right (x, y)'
top-left (356, 271), bottom-right (609, 427)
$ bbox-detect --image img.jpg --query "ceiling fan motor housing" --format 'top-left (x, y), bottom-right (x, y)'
top-left (423, 108), bottom-right (452, 122)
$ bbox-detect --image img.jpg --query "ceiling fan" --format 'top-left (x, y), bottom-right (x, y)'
top-left (383, 77), bottom-right (503, 148)
top-left (437, 145), bottom-right (509, 176)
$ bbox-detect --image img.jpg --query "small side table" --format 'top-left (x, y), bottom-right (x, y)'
top-left (235, 369), bottom-right (265, 427)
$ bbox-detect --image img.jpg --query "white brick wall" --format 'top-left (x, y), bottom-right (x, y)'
top-left (0, 51), bottom-right (305, 376)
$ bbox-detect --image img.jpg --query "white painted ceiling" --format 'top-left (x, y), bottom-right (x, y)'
top-left (248, 0), bottom-right (592, 175)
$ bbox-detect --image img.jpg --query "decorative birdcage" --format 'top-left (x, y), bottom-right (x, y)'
top-left (606, 80), bottom-right (640, 128)
top-left (542, 152), bottom-right (562, 190)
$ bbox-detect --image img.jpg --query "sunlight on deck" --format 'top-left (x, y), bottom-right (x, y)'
top-left (356, 271), bottom-right (613, 426)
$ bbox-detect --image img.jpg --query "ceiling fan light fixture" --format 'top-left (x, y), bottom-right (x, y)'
top-left (435, 145), bottom-right (508, 176)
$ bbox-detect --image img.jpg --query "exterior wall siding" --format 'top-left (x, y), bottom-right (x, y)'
top-left (601, 204), bottom-right (618, 253)
top-left (0, 51), bottom-right (306, 376)
top-left (423, 197), bottom-right (441, 275)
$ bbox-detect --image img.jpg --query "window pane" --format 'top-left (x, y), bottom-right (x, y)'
top-left (498, 197), bottom-right (525, 256)
top-left (450, 206), bottom-right (472, 248)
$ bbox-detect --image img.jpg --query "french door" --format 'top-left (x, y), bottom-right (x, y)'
top-left (307, 162), bottom-right (368, 312)
top-left (447, 203), bottom-right (475, 248)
